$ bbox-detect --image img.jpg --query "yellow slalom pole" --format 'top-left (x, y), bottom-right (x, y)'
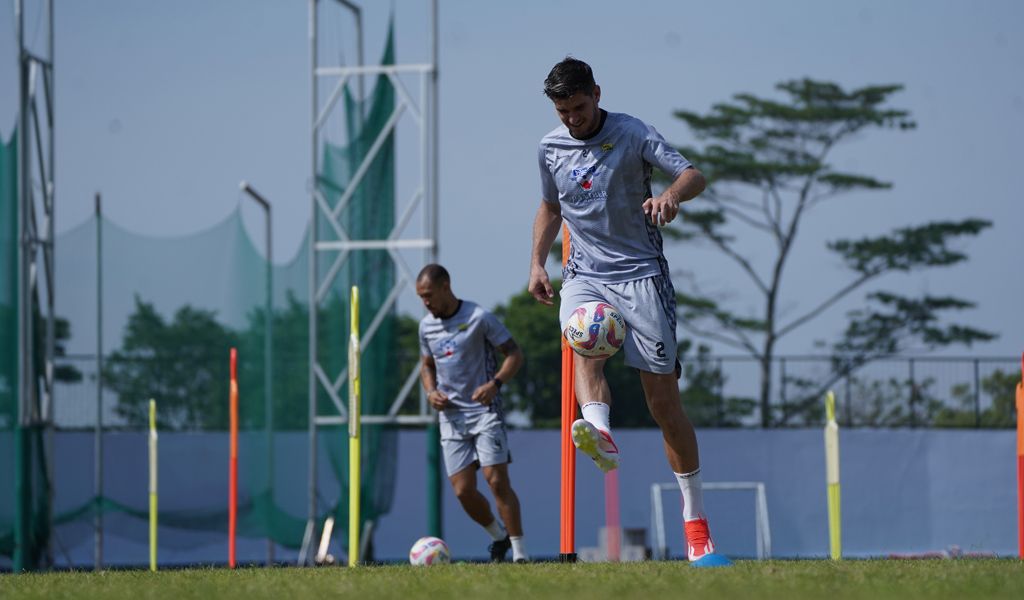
top-left (824, 391), bottom-right (841, 560)
top-left (348, 286), bottom-right (361, 567)
top-left (149, 398), bottom-right (158, 572)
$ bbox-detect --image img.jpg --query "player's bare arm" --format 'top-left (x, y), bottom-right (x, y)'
top-left (419, 353), bottom-right (450, 410)
top-left (529, 200), bottom-right (563, 305)
top-left (642, 167), bottom-right (707, 226)
top-left (471, 339), bottom-right (524, 406)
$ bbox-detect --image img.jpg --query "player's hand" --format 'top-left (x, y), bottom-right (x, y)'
top-left (427, 389), bottom-right (450, 410)
top-left (528, 265), bottom-right (555, 306)
top-left (642, 194), bottom-right (680, 227)
top-left (471, 381), bottom-right (498, 406)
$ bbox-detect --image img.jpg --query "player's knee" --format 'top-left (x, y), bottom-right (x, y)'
top-left (452, 482), bottom-right (477, 502)
top-left (449, 474), bottom-right (477, 500)
top-left (485, 473), bottom-right (511, 496)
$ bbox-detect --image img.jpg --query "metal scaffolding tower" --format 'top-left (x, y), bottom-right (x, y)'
top-left (14, 0), bottom-right (56, 571)
top-left (302, 0), bottom-right (439, 563)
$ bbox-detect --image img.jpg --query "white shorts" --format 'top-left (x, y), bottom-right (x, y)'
top-left (439, 409), bottom-right (511, 477)
top-left (559, 275), bottom-right (679, 375)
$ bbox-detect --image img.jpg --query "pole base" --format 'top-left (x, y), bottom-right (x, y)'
top-left (559, 553), bottom-right (577, 563)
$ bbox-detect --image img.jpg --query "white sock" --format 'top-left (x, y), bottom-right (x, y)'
top-left (484, 519), bottom-right (507, 541)
top-left (674, 468), bottom-right (707, 522)
top-left (581, 401), bottom-right (611, 432)
top-left (510, 536), bottom-right (529, 561)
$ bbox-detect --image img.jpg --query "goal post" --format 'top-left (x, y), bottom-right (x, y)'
top-left (650, 481), bottom-right (771, 560)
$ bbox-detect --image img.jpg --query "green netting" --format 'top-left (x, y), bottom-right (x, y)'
top-left (318, 22), bottom-right (398, 541)
top-left (2, 24), bottom-right (403, 565)
top-left (1, 126), bottom-right (51, 570)
top-left (0, 126), bottom-right (17, 557)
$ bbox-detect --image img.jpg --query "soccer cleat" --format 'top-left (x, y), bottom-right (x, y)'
top-left (685, 518), bottom-right (732, 567)
top-left (489, 535), bottom-right (511, 562)
top-left (571, 419), bottom-right (620, 473)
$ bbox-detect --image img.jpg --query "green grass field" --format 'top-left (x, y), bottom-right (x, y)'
top-left (4, 560), bottom-right (1024, 600)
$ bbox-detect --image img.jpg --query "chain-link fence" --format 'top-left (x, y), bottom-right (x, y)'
top-left (53, 353), bottom-right (1020, 431)
top-left (704, 355), bottom-right (1019, 428)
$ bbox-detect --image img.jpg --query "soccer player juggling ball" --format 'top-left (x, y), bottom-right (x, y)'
top-left (417, 264), bottom-right (530, 563)
top-left (528, 57), bottom-right (731, 566)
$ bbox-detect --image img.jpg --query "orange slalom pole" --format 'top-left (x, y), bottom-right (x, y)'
top-left (1016, 352), bottom-right (1023, 559)
top-left (560, 224), bottom-right (577, 562)
top-left (229, 348), bottom-right (239, 569)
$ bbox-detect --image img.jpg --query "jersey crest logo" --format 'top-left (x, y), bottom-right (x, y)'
top-left (441, 339), bottom-right (456, 357)
top-left (571, 164), bottom-right (599, 190)
top-left (601, 143), bottom-right (614, 152)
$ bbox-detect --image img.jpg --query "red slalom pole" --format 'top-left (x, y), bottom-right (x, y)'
top-left (604, 470), bottom-right (621, 562)
top-left (560, 225), bottom-right (577, 563)
top-left (229, 348), bottom-right (239, 569)
top-left (1016, 352), bottom-right (1023, 559)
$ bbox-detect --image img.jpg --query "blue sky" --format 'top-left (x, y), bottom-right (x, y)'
top-left (2, 0), bottom-right (1022, 357)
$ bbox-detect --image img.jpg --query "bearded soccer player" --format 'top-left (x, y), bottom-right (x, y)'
top-left (528, 57), bottom-right (731, 567)
top-left (417, 264), bottom-right (529, 563)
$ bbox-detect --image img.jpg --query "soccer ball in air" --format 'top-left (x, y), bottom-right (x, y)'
top-left (409, 536), bottom-right (450, 566)
top-left (562, 301), bottom-right (627, 359)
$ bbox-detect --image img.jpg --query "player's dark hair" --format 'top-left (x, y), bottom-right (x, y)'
top-left (543, 57), bottom-right (596, 99)
top-left (417, 263), bottom-right (450, 285)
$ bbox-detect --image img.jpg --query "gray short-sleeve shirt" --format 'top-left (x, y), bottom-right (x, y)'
top-left (419, 300), bottom-right (512, 420)
top-left (538, 111), bottom-right (692, 283)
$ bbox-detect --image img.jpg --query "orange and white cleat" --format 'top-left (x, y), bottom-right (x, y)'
top-left (571, 419), bottom-right (620, 473)
top-left (685, 518), bottom-right (733, 567)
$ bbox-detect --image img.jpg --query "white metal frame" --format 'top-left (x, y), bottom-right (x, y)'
top-left (15, 0), bottom-right (56, 569)
top-left (303, 0), bottom-right (439, 565)
top-left (650, 481), bottom-right (772, 560)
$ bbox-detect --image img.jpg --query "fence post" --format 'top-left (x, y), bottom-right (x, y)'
top-left (844, 370), bottom-right (853, 426)
top-left (973, 359), bottom-right (981, 428)
top-left (909, 358), bottom-right (917, 428)
top-left (780, 358), bottom-right (787, 424)
top-left (716, 357), bottom-right (724, 427)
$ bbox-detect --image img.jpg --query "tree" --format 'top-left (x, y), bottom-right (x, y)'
top-left (236, 291), bottom-right (314, 431)
top-left (934, 369), bottom-right (1018, 428)
top-left (678, 343), bottom-right (756, 427)
top-left (669, 79), bottom-right (994, 425)
top-left (105, 296), bottom-right (236, 430)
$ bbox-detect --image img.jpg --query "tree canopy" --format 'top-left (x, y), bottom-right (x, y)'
top-left (668, 78), bottom-right (994, 425)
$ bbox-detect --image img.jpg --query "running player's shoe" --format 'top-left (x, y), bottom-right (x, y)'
top-left (685, 518), bottom-right (733, 567)
top-left (489, 535), bottom-right (511, 562)
top-left (571, 419), bottom-right (620, 473)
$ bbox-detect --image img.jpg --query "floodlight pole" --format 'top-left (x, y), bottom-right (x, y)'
top-left (426, 0), bottom-right (442, 541)
top-left (94, 193), bottom-right (103, 571)
top-left (336, 0), bottom-right (365, 111)
top-left (239, 181), bottom-right (275, 566)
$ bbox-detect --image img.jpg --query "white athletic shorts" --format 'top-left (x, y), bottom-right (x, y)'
top-left (559, 275), bottom-right (679, 375)
top-left (439, 409), bottom-right (511, 477)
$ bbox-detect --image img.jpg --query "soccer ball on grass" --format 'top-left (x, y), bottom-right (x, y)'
top-left (409, 536), bottom-right (450, 566)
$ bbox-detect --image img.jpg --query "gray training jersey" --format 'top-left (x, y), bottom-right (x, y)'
top-left (538, 111), bottom-right (693, 283)
top-left (419, 300), bottom-right (512, 420)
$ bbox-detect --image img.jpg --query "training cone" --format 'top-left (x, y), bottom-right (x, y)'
top-left (691, 553), bottom-right (734, 568)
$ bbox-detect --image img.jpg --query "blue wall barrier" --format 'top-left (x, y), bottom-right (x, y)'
top-left (10, 427), bottom-right (1017, 568)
